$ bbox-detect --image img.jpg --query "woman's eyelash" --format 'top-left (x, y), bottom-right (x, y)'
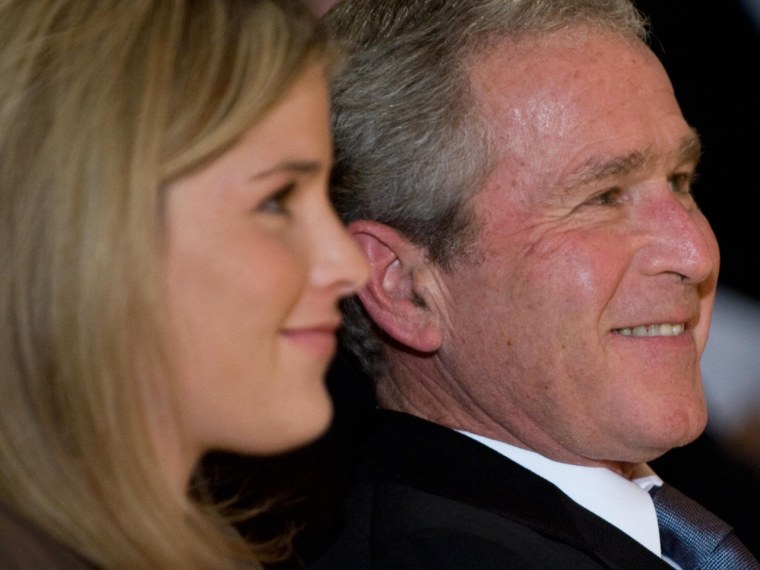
top-left (257, 182), bottom-right (296, 214)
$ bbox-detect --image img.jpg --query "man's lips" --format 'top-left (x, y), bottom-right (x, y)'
top-left (613, 322), bottom-right (686, 337)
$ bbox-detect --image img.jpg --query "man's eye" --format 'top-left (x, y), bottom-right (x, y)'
top-left (257, 183), bottom-right (295, 215)
top-left (586, 187), bottom-right (623, 206)
top-left (668, 172), bottom-right (697, 196)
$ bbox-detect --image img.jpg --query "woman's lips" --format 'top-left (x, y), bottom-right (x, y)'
top-left (280, 324), bottom-right (340, 360)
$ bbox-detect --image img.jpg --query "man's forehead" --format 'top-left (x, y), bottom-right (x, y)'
top-left (467, 26), bottom-right (652, 99)
top-left (465, 26), bottom-right (684, 169)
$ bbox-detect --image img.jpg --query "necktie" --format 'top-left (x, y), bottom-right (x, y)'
top-left (650, 483), bottom-right (759, 570)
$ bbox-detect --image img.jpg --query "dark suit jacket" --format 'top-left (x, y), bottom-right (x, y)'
top-left (0, 502), bottom-right (95, 569)
top-left (311, 410), bottom-right (672, 569)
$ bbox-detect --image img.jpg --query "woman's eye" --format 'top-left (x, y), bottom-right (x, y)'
top-left (586, 187), bottom-right (623, 206)
top-left (256, 182), bottom-right (295, 215)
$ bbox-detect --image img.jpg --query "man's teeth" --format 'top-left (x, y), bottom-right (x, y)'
top-left (615, 323), bottom-right (685, 337)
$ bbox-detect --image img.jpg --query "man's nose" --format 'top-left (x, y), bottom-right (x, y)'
top-left (636, 190), bottom-right (719, 285)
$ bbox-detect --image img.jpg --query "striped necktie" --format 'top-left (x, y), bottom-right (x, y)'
top-left (650, 483), bottom-right (759, 569)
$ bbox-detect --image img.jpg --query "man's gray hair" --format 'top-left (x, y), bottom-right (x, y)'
top-left (325, 0), bottom-right (648, 377)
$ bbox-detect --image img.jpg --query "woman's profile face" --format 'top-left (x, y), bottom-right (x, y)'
top-left (160, 65), bottom-right (368, 475)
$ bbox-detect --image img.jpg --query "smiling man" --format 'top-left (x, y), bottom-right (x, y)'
top-left (311, 0), bottom-right (759, 568)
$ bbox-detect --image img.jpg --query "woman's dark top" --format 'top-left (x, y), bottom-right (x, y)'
top-left (0, 502), bottom-right (95, 569)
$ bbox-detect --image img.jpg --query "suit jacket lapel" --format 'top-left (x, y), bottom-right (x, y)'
top-left (358, 410), bottom-right (671, 569)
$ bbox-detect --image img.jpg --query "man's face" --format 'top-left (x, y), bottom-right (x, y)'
top-left (436, 29), bottom-right (720, 467)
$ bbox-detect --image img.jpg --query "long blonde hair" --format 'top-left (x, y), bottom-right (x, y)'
top-left (0, 1), bottom-right (327, 567)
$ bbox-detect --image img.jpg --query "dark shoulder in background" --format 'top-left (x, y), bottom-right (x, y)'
top-left (202, 2), bottom-right (760, 567)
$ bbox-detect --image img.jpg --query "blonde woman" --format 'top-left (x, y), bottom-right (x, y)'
top-left (0, 1), bottom-right (367, 568)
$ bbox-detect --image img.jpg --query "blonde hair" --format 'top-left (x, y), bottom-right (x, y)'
top-left (0, 0), bottom-right (327, 567)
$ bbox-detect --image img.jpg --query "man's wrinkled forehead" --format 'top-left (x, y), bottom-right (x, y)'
top-left (466, 27), bottom-right (680, 147)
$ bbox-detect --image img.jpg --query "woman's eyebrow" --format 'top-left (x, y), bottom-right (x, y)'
top-left (250, 160), bottom-right (322, 181)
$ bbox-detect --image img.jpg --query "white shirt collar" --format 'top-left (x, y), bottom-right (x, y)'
top-left (458, 430), bottom-right (664, 557)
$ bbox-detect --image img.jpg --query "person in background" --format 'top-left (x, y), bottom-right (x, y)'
top-left (302, 0), bottom-right (336, 18)
top-left (0, 1), bottom-right (366, 568)
top-left (308, 0), bottom-right (758, 568)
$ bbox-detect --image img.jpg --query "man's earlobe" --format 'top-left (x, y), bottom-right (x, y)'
top-left (348, 220), bottom-right (443, 353)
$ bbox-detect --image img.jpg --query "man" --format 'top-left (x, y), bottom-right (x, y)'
top-left (312, 0), bottom-right (759, 568)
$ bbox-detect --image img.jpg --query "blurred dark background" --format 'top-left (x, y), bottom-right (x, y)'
top-left (203, 1), bottom-right (760, 566)
top-left (637, 0), bottom-right (759, 303)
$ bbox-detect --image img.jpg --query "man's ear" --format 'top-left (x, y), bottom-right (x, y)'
top-left (348, 220), bottom-right (444, 353)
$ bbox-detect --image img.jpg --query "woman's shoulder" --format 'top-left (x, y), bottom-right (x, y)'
top-left (0, 502), bottom-right (96, 569)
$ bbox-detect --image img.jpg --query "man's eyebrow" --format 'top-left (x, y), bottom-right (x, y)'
top-left (565, 151), bottom-right (647, 190)
top-left (562, 131), bottom-right (702, 190)
top-left (674, 132), bottom-right (702, 167)
top-left (250, 160), bottom-right (323, 180)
